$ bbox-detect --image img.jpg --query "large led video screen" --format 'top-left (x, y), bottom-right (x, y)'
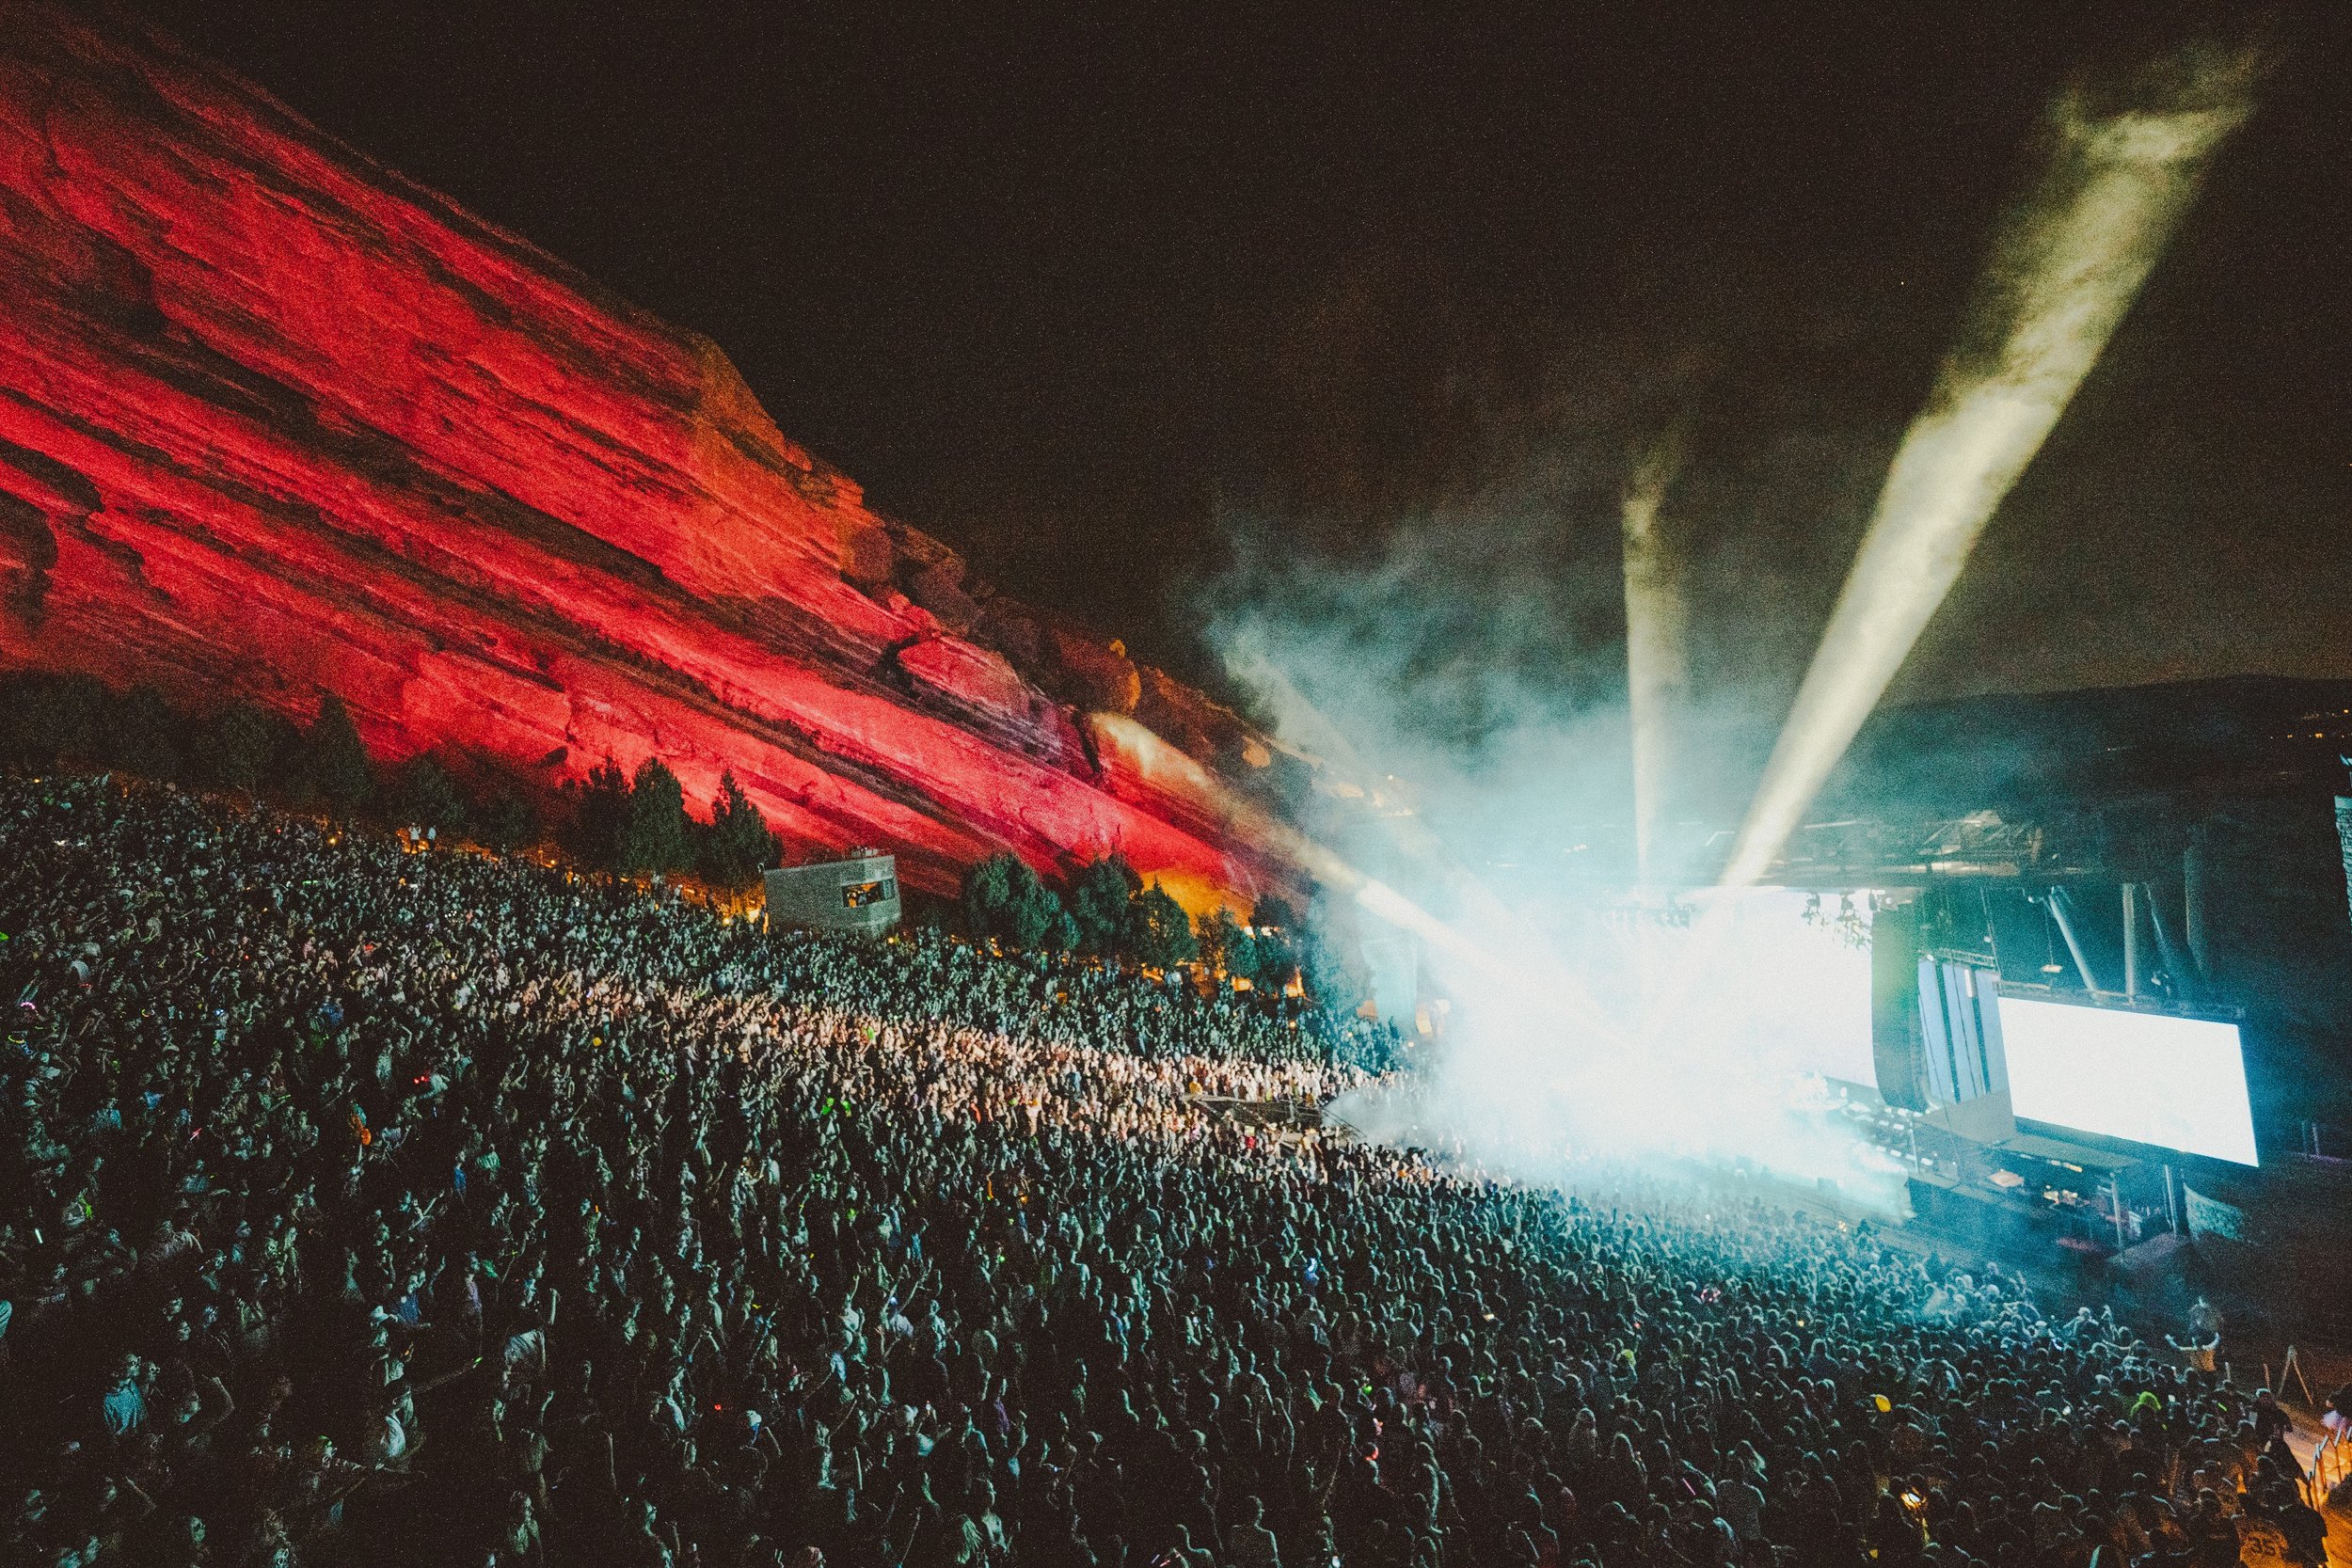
top-left (1994, 994), bottom-right (2258, 1164)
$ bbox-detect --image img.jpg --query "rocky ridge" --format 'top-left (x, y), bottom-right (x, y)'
top-left (0, 4), bottom-right (1296, 901)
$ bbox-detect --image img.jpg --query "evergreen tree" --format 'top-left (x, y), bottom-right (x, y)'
top-left (1250, 895), bottom-right (1297, 934)
top-left (1013, 877), bottom-right (1080, 953)
top-left (308, 694), bottom-right (375, 813)
top-left (106, 685), bottom-right (185, 782)
top-left (697, 769), bottom-right (779, 888)
top-left (961, 852), bottom-right (1078, 952)
top-left (559, 757), bottom-right (628, 867)
top-left (1130, 881), bottom-right (1199, 968)
top-left (3, 673), bottom-right (105, 767)
top-left (960, 853), bottom-right (1021, 939)
top-left (1299, 889), bottom-right (1370, 1010)
top-left (393, 754), bottom-right (468, 832)
top-left (1244, 896), bottom-right (1299, 990)
top-left (198, 700), bottom-right (279, 791)
top-left (1197, 907), bottom-right (1248, 976)
top-left (271, 720), bottom-right (319, 809)
top-left (476, 787), bottom-right (540, 853)
top-left (613, 756), bottom-right (693, 874)
top-left (0, 674), bottom-right (189, 780)
top-left (1070, 853), bottom-right (1142, 956)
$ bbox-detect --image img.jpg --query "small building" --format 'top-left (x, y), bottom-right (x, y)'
top-left (763, 849), bottom-right (900, 937)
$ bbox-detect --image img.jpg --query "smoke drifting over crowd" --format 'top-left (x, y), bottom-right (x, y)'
top-left (1208, 41), bottom-right (2263, 1201)
top-left (1212, 508), bottom-right (1905, 1204)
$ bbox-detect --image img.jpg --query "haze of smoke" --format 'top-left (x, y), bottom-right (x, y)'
top-left (1204, 45), bottom-right (2259, 1205)
top-left (1721, 44), bottom-right (2261, 890)
top-left (1208, 509), bottom-right (1905, 1207)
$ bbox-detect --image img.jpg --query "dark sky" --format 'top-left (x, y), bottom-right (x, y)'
top-left (117, 0), bottom-right (2351, 705)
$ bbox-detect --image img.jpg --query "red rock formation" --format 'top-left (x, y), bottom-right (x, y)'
top-left (0, 3), bottom-right (1291, 900)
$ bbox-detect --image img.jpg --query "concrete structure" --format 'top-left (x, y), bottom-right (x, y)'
top-left (763, 852), bottom-right (901, 937)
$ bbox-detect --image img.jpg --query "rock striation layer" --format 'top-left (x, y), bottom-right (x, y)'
top-left (0, 4), bottom-right (1294, 900)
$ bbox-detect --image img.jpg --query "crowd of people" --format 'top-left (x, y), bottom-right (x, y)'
top-left (0, 774), bottom-right (2339, 1567)
top-left (777, 911), bottom-right (1401, 1080)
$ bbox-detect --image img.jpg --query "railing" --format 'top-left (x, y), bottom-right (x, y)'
top-left (2290, 1117), bottom-right (2352, 1164)
top-left (2310, 1421), bottom-right (2349, 1509)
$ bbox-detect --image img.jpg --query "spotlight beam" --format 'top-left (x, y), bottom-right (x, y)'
top-left (1720, 46), bottom-right (2258, 891)
top-left (1622, 426), bottom-right (1688, 890)
top-left (1089, 712), bottom-right (1629, 1043)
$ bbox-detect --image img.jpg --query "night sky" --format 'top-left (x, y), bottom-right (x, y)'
top-left (119, 0), bottom-right (2350, 706)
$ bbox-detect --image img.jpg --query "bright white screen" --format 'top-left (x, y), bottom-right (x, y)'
top-left (1581, 890), bottom-right (1876, 1090)
top-left (1996, 995), bottom-right (2257, 1164)
top-left (1680, 889), bottom-right (1877, 1088)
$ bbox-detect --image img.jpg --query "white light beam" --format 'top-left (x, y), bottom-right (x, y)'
top-left (1721, 47), bottom-right (2259, 890)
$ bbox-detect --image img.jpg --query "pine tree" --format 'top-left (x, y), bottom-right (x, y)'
top-left (5, 673), bottom-right (105, 766)
top-left (103, 685), bottom-right (185, 783)
top-left (1070, 853), bottom-right (1142, 956)
top-left (1245, 896), bottom-right (1298, 990)
top-left (961, 852), bottom-right (1077, 952)
top-left (199, 700), bottom-right (278, 792)
top-left (1130, 881), bottom-right (1199, 968)
top-left (1298, 889), bottom-right (1369, 1010)
top-left (1013, 877), bottom-right (1080, 953)
top-left (614, 756), bottom-right (693, 875)
top-left (563, 756), bottom-right (632, 868)
top-left (308, 694), bottom-right (375, 813)
top-left (1197, 907), bottom-right (1247, 976)
top-left (476, 788), bottom-right (540, 852)
top-left (697, 769), bottom-right (778, 888)
top-left (961, 853), bottom-right (1021, 939)
top-left (393, 755), bottom-right (468, 832)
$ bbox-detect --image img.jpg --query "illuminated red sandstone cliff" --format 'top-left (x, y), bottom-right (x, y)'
top-left (0, 4), bottom-right (1295, 901)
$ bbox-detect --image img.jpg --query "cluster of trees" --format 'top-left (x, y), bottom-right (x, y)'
top-left (0, 672), bottom-right (781, 888)
top-left (558, 754), bottom-right (780, 887)
top-left (1194, 896), bottom-right (1305, 991)
top-left (959, 849), bottom-right (1304, 985)
top-left (0, 673), bottom-right (1354, 983)
top-left (0, 672), bottom-right (531, 837)
top-left (959, 852), bottom-right (1195, 966)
